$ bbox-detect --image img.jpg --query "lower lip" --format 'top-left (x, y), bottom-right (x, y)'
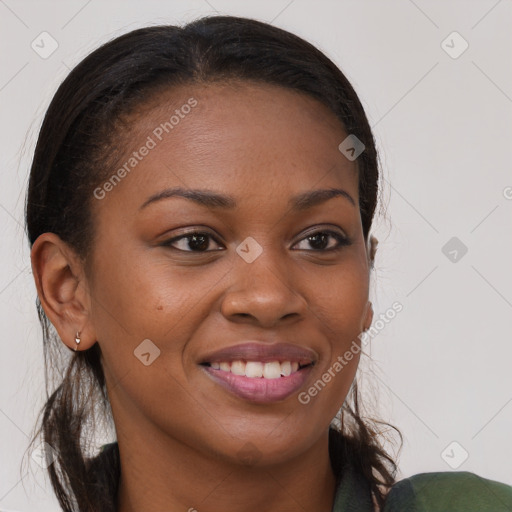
top-left (201, 365), bottom-right (314, 403)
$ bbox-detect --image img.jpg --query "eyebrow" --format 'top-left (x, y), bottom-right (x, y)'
top-left (139, 186), bottom-right (356, 211)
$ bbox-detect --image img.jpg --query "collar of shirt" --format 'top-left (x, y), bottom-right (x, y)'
top-left (331, 460), bottom-right (374, 512)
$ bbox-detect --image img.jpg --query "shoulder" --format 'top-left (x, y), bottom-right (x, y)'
top-left (383, 471), bottom-right (512, 512)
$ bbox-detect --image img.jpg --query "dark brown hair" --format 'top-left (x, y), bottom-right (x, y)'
top-left (25, 14), bottom-right (401, 512)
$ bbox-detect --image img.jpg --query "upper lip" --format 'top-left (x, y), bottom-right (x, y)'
top-left (199, 342), bottom-right (318, 365)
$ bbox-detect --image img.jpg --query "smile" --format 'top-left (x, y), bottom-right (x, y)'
top-left (200, 360), bottom-right (315, 403)
top-left (203, 359), bottom-right (310, 378)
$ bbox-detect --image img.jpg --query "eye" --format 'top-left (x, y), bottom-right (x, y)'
top-left (161, 231), bottom-right (224, 252)
top-left (161, 228), bottom-right (350, 253)
top-left (293, 230), bottom-right (351, 251)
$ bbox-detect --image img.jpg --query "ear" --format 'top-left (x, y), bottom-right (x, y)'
top-left (30, 232), bottom-right (96, 352)
top-left (367, 234), bottom-right (378, 270)
top-left (363, 235), bottom-right (377, 333)
top-left (363, 300), bottom-right (374, 332)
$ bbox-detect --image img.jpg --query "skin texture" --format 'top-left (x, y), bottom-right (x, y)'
top-left (31, 81), bottom-right (375, 512)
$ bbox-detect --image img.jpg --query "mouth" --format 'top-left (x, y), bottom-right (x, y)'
top-left (198, 342), bottom-right (318, 403)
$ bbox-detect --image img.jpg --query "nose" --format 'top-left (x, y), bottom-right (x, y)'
top-left (220, 247), bottom-right (308, 328)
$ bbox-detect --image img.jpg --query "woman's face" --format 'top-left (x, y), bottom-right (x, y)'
top-left (86, 81), bottom-right (373, 465)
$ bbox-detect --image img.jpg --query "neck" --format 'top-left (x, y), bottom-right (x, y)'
top-left (115, 425), bottom-right (337, 512)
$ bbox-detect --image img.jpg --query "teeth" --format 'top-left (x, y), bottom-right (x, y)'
top-left (231, 360), bottom-right (246, 376)
top-left (263, 361), bottom-right (281, 379)
top-left (220, 361), bottom-right (231, 372)
top-left (280, 361), bottom-right (292, 377)
top-left (209, 360), bottom-right (305, 378)
top-left (245, 361), bottom-right (263, 378)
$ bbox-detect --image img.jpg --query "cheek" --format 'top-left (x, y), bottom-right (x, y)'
top-left (291, 260), bottom-right (368, 410)
top-left (89, 254), bottom-right (201, 421)
top-left (89, 249), bottom-right (206, 339)
top-left (313, 262), bottom-right (369, 335)
top-left (87, 245), bottom-right (227, 394)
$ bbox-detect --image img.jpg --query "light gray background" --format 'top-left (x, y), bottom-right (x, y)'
top-left (1, 1), bottom-right (511, 510)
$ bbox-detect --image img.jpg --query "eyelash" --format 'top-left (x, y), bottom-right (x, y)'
top-left (161, 229), bottom-right (351, 253)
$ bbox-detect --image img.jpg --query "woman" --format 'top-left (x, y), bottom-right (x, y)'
top-left (25, 15), bottom-right (512, 512)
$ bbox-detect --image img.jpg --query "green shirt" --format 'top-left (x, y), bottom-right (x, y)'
top-left (332, 458), bottom-right (512, 511)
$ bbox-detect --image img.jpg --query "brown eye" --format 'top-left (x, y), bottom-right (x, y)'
top-left (293, 231), bottom-right (350, 251)
top-left (162, 232), bottom-right (224, 252)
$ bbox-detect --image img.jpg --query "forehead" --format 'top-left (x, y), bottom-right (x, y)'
top-left (100, 81), bottom-right (359, 210)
